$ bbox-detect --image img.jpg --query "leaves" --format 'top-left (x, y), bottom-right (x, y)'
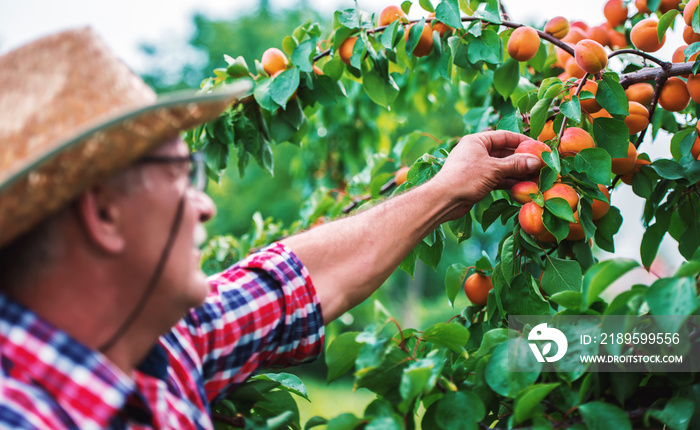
top-left (579, 402), bottom-right (632, 430)
top-left (541, 257), bottom-right (583, 295)
top-left (582, 259), bottom-right (639, 308)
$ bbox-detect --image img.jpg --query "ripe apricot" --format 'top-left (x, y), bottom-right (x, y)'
top-left (538, 231), bottom-right (557, 243)
top-left (685, 0), bottom-right (700, 27)
top-left (607, 26), bottom-right (628, 49)
top-left (559, 127), bottom-right (595, 156)
top-left (545, 16), bottom-right (570, 39)
top-left (635, 0), bottom-right (652, 14)
top-left (588, 25), bottom-right (611, 47)
top-left (625, 102), bottom-right (650, 135)
top-left (261, 48), bottom-right (289, 76)
top-left (693, 124), bottom-right (700, 159)
top-left (339, 36), bottom-right (358, 65)
top-left (570, 79), bottom-right (601, 113)
top-left (464, 273), bottom-right (493, 306)
top-left (659, 0), bottom-right (681, 13)
top-left (563, 27), bottom-right (589, 45)
top-left (312, 64), bottom-right (324, 75)
top-left (508, 26), bottom-right (541, 62)
top-left (687, 75), bottom-right (700, 103)
top-left (395, 166), bottom-right (409, 186)
top-left (556, 47), bottom-right (573, 68)
top-left (590, 108), bottom-right (612, 119)
top-left (519, 202), bottom-right (548, 237)
top-left (683, 26), bottom-right (700, 45)
top-left (515, 139), bottom-right (552, 166)
top-left (604, 0), bottom-right (629, 27)
top-left (611, 142), bottom-right (638, 175)
top-left (566, 57), bottom-right (587, 79)
top-left (630, 19), bottom-right (666, 52)
top-left (575, 39), bottom-right (608, 74)
top-left (571, 21), bottom-right (590, 32)
top-left (658, 77), bottom-right (690, 112)
top-left (512, 181), bottom-right (540, 204)
top-left (567, 212), bottom-right (586, 241)
top-left (539, 120), bottom-right (557, 141)
top-left (543, 183), bottom-right (580, 211)
top-left (378, 5), bottom-right (406, 26)
top-left (428, 13), bottom-right (452, 37)
top-left (591, 184), bottom-right (611, 220)
top-left (625, 82), bottom-right (654, 107)
top-left (405, 23), bottom-right (434, 57)
top-left (621, 158), bottom-right (651, 185)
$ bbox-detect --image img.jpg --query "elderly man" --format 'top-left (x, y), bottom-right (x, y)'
top-left (0, 28), bottom-right (540, 429)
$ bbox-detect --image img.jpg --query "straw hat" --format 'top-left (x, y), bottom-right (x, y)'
top-left (0, 27), bottom-right (250, 248)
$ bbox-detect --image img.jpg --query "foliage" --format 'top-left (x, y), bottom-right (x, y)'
top-left (191, 0), bottom-right (700, 428)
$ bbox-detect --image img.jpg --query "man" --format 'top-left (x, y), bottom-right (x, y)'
top-left (0, 28), bottom-right (541, 429)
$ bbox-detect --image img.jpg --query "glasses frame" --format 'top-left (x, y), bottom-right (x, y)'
top-left (137, 152), bottom-right (207, 192)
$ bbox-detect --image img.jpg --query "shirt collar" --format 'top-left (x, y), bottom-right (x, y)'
top-left (0, 293), bottom-right (136, 429)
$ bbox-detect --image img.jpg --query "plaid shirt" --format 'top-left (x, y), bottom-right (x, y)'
top-left (0, 243), bottom-right (324, 429)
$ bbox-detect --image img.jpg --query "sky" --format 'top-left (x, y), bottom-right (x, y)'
top-left (0, 0), bottom-right (688, 273)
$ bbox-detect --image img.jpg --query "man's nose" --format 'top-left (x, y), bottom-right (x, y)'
top-left (192, 189), bottom-right (216, 222)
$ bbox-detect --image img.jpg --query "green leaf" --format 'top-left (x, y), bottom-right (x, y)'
top-left (494, 59), bottom-right (520, 99)
top-left (574, 148), bottom-right (613, 185)
top-left (419, 0), bottom-right (435, 12)
top-left (477, 0), bottom-right (503, 24)
top-left (251, 373), bottom-right (309, 401)
top-left (579, 402), bottom-right (632, 430)
top-left (449, 212), bottom-right (473, 243)
top-left (597, 73), bottom-right (629, 116)
top-left (270, 68), bottom-right (300, 108)
top-left (582, 258), bottom-right (639, 308)
top-left (305, 416), bottom-right (329, 430)
top-left (646, 277), bottom-right (698, 317)
top-left (658, 10), bottom-right (680, 42)
top-left (361, 63), bottom-right (399, 108)
top-left (545, 198), bottom-right (576, 223)
top-left (474, 328), bottom-right (512, 356)
top-left (513, 383), bottom-right (560, 424)
top-left (422, 323), bottom-right (470, 354)
top-left (435, 391), bottom-right (485, 429)
top-left (497, 109), bottom-right (524, 133)
top-left (549, 291), bottom-right (584, 310)
top-left (651, 159), bottom-right (686, 180)
top-left (502, 273), bottom-right (550, 315)
top-left (435, 0), bottom-right (464, 29)
top-left (592, 117), bottom-right (629, 158)
top-left (594, 206), bottom-right (623, 253)
top-left (406, 17), bottom-right (427, 56)
top-left (326, 413), bottom-right (363, 430)
top-left (398, 353), bottom-right (444, 412)
top-left (337, 9), bottom-right (361, 29)
top-left (325, 332), bottom-right (362, 382)
top-left (254, 77), bottom-right (281, 112)
top-left (561, 97), bottom-right (582, 123)
top-left (467, 29), bottom-right (502, 65)
top-left (541, 257), bottom-right (583, 295)
top-left (640, 208), bottom-right (671, 269)
top-left (485, 339), bottom-right (542, 398)
top-left (445, 264), bottom-right (468, 307)
top-left (292, 39), bottom-right (315, 73)
top-left (647, 397), bottom-right (695, 430)
top-left (530, 97), bottom-right (554, 139)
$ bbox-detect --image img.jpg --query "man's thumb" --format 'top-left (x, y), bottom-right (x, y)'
top-left (502, 154), bottom-right (541, 177)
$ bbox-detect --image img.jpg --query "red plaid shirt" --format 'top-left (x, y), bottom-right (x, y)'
top-left (0, 243), bottom-right (324, 429)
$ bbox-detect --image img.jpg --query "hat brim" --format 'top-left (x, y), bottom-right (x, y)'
top-left (0, 80), bottom-right (252, 247)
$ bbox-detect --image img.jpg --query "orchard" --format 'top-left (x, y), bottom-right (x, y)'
top-left (191, 0), bottom-right (700, 429)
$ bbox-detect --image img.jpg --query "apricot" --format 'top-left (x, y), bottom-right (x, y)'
top-left (683, 26), bottom-right (700, 45)
top-left (611, 142), bottom-right (638, 175)
top-left (693, 124), bottom-right (700, 159)
top-left (464, 273), bottom-right (493, 306)
top-left (658, 77), bottom-right (690, 112)
top-left (687, 75), bottom-right (700, 103)
top-left (539, 120), bottom-right (557, 141)
top-left (672, 45), bottom-right (697, 78)
top-left (604, 0), bottom-right (629, 27)
top-left (429, 12), bottom-right (452, 37)
top-left (378, 5), bottom-right (406, 26)
top-left (625, 102), bottom-right (650, 135)
top-left (545, 16), bottom-right (570, 39)
top-left (559, 127), bottom-right (595, 156)
top-left (588, 25), bottom-right (611, 47)
top-left (339, 36), bottom-right (358, 65)
top-left (570, 79), bottom-right (602, 113)
top-left (261, 48), bottom-right (288, 76)
top-left (312, 64), bottom-right (324, 75)
top-left (591, 184), bottom-right (611, 220)
top-left (519, 202), bottom-right (548, 237)
top-left (684, 0), bottom-right (700, 27)
top-left (395, 166), bottom-right (409, 186)
top-left (621, 159), bottom-right (651, 185)
top-left (538, 231), bottom-right (558, 243)
top-left (575, 39), bottom-right (608, 74)
top-left (556, 47), bottom-right (573, 68)
top-left (659, 0), bottom-right (681, 13)
top-left (567, 212), bottom-right (586, 241)
top-left (405, 23), bottom-right (434, 57)
top-left (630, 19), bottom-right (666, 52)
top-left (571, 21), bottom-right (590, 32)
top-left (566, 57), bottom-right (587, 79)
top-left (563, 27), bottom-right (589, 45)
top-left (508, 26), bottom-right (541, 62)
top-left (590, 108), bottom-right (612, 119)
top-left (514, 139), bottom-right (552, 166)
top-left (625, 83), bottom-right (654, 107)
top-left (543, 183), bottom-right (579, 211)
top-left (511, 181), bottom-right (540, 204)
top-left (608, 26), bottom-right (628, 49)
top-left (635, 0), bottom-right (652, 14)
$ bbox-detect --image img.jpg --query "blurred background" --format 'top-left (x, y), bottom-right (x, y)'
top-left (1, 0), bottom-right (690, 422)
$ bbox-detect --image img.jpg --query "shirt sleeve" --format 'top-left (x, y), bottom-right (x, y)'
top-left (178, 242), bottom-right (325, 403)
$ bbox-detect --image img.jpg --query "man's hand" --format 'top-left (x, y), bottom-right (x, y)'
top-left (430, 131), bottom-right (542, 222)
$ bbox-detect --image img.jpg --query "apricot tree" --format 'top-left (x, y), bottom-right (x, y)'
top-left (193, 0), bottom-right (700, 428)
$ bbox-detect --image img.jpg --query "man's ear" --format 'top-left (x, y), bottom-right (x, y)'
top-left (75, 188), bottom-right (126, 253)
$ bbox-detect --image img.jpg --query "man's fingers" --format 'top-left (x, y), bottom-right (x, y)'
top-left (497, 153), bottom-right (542, 178)
top-left (477, 130), bottom-right (532, 152)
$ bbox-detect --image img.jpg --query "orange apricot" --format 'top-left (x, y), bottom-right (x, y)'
top-left (545, 16), bottom-right (570, 39)
top-left (570, 79), bottom-right (602, 113)
top-left (312, 64), bottom-right (324, 75)
top-left (687, 74), bottom-right (700, 103)
top-left (658, 77), bottom-right (690, 112)
top-left (589, 108), bottom-right (612, 119)
top-left (630, 19), bottom-right (666, 52)
top-left (515, 139), bottom-right (552, 165)
top-left (464, 273), bottom-right (493, 306)
top-left (621, 158), bottom-right (651, 185)
top-left (635, 0), bottom-right (652, 14)
top-left (395, 166), bottom-right (409, 186)
top-left (625, 102), bottom-right (650, 135)
top-left (261, 48), bottom-right (289, 76)
top-left (543, 183), bottom-right (580, 211)
top-left (567, 212), bottom-right (586, 241)
top-left (559, 127), bottom-right (595, 156)
top-left (508, 26), bottom-right (541, 62)
top-left (571, 21), bottom-right (590, 32)
top-left (659, 0), bottom-right (681, 13)
top-left (519, 202), bottom-right (548, 237)
top-left (405, 23), bottom-right (434, 57)
top-left (672, 45), bottom-right (698, 78)
top-left (683, 26), bottom-right (700, 45)
top-left (566, 57), bottom-right (587, 79)
top-left (591, 184), bottom-right (611, 220)
top-left (563, 27), bottom-right (589, 45)
top-left (428, 13), bottom-right (452, 37)
top-left (607, 26), bottom-right (628, 49)
top-left (339, 36), bottom-right (358, 65)
top-left (588, 25), bottom-right (611, 47)
top-left (511, 181), bottom-right (540, 204)
top-left (611, 142), bottom-right (638, 175)
top-left (556, 47), bottom-right (573, 68)
top-left (684, 0), bottom-right (700, 27)
top-left (604, 0), bottom-right (629, 27)
top-left (539, 120), bottom-right (557, 141)
top-left (378, 5), bottom-right (406, 26)
top-left (575, 39), bottom-right (608, 74)
top-left (625, 82), bottom-right (654, 107)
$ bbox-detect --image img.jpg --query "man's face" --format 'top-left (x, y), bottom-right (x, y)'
top-left (119, 138), bottom-right (216, 324)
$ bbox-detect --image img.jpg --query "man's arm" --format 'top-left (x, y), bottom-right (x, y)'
top-left (281, 131), bottom-right (542, 322)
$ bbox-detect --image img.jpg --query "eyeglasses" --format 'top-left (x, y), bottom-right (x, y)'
top-left (137, 152), bottom-right (207, 192)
